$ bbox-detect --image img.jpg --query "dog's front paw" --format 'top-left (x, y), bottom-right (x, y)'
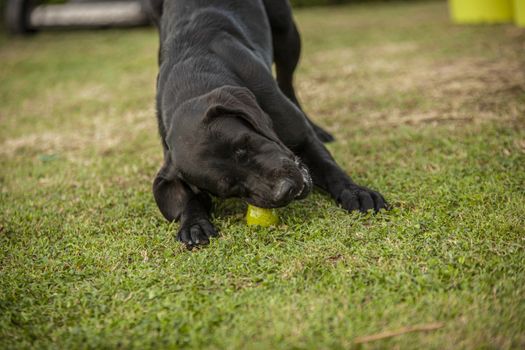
top-left (177, 217), bottom-right (218, 249)
top-left (338, 185), bottom-right (388, 213)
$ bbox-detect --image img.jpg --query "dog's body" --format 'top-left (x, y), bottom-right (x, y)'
top-left (151, 0), bottom-right (387, 247)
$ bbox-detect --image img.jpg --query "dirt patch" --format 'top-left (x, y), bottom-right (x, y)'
top-left (299, 45), bottom-right (525, 130)
top-left (372, 58), bottom-right (525, 126)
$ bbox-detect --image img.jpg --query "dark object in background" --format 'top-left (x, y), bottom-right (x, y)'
top-left (5, 0), bottom-right (157, 35)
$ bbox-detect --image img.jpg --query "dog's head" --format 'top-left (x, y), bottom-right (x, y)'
top-left (165, 86), bottom-right (312, 208)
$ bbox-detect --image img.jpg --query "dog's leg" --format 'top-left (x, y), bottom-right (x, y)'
top-left (254, 79), bottom-right (387, 212)
top-left (297, 139), bottom-right (388, 213)
top-left (153, 156), bottom-right (217, 248)
top-left (263, 0), bottom-right (334, 143)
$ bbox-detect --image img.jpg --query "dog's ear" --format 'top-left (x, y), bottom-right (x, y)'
top-left (153, 154), bottom-right (212, 222)
top-left (204, 86), bottom-right (282, 144)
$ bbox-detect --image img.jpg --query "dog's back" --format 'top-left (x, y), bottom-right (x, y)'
top-left (159, 0), bottom-right (272, 67)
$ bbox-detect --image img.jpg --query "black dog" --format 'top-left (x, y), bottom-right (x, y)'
top-left (150, 0), bottom-right (387, 248)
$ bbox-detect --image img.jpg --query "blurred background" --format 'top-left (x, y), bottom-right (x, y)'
top-left (1, 0), bottom-right (523, 35)
top-left (1, 0), bottom-right (415, 35)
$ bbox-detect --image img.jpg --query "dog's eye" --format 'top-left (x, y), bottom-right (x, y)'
top-left (235, 148), bottom-right (248, 160)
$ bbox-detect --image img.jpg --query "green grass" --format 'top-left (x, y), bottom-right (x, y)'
top-left (1, 2), bottom-right (524, 349)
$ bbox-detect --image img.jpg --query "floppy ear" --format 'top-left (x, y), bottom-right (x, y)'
top-left (152, 154), bottom-right (187, 222)
top-left (152, 154), bottom-right (212, 222)
top-left (204, 86), bottom-right (282, 144)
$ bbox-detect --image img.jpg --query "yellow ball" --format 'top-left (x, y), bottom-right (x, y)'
top-left (246, 205), bottom-right (279, 227)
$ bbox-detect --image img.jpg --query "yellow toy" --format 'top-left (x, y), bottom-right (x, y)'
top-left (246, 205), bottom-right (279, 227)
top-left (515, 0), bottom-right (525, 27)
top-left (449, 0), bottom-right (513, 24)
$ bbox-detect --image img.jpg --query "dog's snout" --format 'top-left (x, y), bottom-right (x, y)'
top-left (273, 179), bottom-right (295, 203)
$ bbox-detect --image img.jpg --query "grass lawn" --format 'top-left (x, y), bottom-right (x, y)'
top-left (1, 1), bottom-right (524, 349)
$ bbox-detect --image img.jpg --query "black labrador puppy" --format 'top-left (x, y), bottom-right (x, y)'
top-left (150, 0), bottom-right (387, 248)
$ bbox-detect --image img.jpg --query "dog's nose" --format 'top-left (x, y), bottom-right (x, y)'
top-left (273, 179), bottom-right (295, 203)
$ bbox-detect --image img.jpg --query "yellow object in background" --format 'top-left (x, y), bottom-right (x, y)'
top-left (246, 205), bottom-right (279, 227)
top-left (515, 0), bottom-right (525, 26)
top-left (449, 0), bottom-right (513, 23)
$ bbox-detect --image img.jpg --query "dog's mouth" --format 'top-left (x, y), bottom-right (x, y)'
top-left (245, 161), bottom-right (312, 208)
top-left (294, 159), bottom-right (312, 200)
top-left (246, 194), bottom-right (299, 209)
